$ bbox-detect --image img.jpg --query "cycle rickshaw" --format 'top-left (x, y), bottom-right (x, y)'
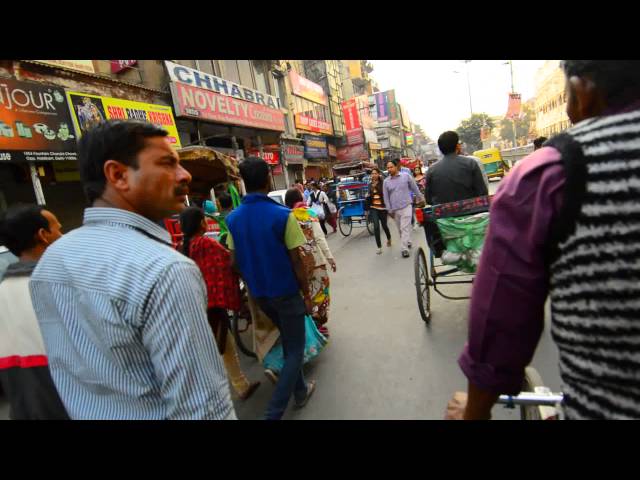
top-left (336, 180), bottom-right (374, 237)
top-left (416, 195), bottom-right (564, 419)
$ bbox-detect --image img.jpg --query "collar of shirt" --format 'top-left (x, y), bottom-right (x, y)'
top-left (83, 207), bottom-right (172, 245)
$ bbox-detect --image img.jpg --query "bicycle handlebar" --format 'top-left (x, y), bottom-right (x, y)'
top-left (497, 392), bottom-right (564, 407)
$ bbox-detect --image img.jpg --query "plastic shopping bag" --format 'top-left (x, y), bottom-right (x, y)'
top-left (263, 315), bottom-right (328, 373)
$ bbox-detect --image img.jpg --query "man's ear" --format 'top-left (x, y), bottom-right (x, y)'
top-left (569, 76), bottom-right (607, 120)
top-left (103, 160), bottom-right (130, 193)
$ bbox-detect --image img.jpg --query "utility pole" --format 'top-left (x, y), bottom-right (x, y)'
top-left (463, 60), bottom-right (473, 116)
top-left (509, 60), bottom-right (518, 148)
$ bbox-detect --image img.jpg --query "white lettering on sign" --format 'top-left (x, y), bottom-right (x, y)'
top-left (166, 61), bottom-right (281, 109)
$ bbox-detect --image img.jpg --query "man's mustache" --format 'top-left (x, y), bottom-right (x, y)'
top-left (175, 185), bottom-right (190, 196)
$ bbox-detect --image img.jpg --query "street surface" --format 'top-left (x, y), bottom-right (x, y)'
top-left (0, 179), bottom-right (563, 420)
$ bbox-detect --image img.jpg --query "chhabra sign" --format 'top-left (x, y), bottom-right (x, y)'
top-left (66, 91), bottom-right (182, 147)
top-left (0, 78), bottom-right (77, 162)
top-left (165, 61), bottom-right (281, 110)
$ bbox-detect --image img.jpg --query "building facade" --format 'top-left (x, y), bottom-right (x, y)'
top-left (534, 60), bottom-right (571, 138)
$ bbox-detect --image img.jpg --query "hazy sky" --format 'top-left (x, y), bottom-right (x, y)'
top-left (369, 60), bottom-right (546, 140)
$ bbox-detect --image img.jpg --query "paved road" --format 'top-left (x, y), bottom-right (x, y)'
top-left (0, 179), bottom-right (562, 419)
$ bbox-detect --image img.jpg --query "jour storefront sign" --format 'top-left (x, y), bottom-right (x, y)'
top-left (170, 82), bottom-right (285, 132)
top-left (294, 113), bottom-right (333, 135)
top-left (0, 78), bottom-right (77, 162)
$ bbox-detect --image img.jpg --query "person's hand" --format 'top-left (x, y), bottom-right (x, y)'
top-left (389, 211), bottom-right (395, 219)
top-left (445, 392), bottom-right (468, 420)
top-left (329, 259), bottom-right (337, 272)
top-left (303, 295), bottom-right (314, 315)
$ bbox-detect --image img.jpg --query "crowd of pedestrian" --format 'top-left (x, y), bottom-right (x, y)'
top-left (1, 60), bottom-right (639, 420)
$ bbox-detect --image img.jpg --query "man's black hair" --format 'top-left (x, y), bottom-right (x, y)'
top-left (78, 120), bottom-right (169, 204)
top-left (239, 156), bottom-right (270, 192)
top-left (386, 158), bottom-right (400, 167)
top-left (533, 136), bottom-right (548, 149)
top-left (218, 192), bottom-right (233, 210)
top-left (438, 131), bottom-right (460, 155)
top-left (285, 188), bottom-right (303, 209)
top-left (561, 60), bottom-right (640, 108)
top-left (0, 204), bottom-right (49, 256)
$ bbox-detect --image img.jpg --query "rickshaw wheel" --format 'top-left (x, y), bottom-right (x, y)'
top-left (231, 311), bottom-right (257, 358)
top-left (366, 212), bottom-right (375, 235)
top-left (338, 208), bottom-right (352, 236)
top-left (414, 247), bottom-right (431, 324)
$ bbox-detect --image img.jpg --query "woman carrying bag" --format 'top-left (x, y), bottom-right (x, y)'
top-left (307, 182), bottom-right (329, 236)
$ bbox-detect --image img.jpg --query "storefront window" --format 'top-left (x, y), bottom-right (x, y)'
top-left (196, 60), bottom-right (215, 75)
top-left (237, 60), bottom-right (254, 89)
top-left (221, 60), bottom-right (240, 84)
top-left (253, 61), bottom-right (270, 95)
top-left (175, 60), bottom-right (197, 69)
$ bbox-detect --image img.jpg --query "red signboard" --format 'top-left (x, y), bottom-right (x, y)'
top-left (248, 149), bottom-right (280, 165)
top-left (342, 99), bottom-right (361, 131)
top-left (111, 60), bottom-right (138, 73)
top-left (506, 93), bottom-right (522, 119)
top-left (294, 113), bottom-right (333, 135)
top-left (337, 144), bottom-right (367, 162)
top-left (346, 128), bottom-right (364, 146)
top-left (171, 83), bottom-right (285, 132)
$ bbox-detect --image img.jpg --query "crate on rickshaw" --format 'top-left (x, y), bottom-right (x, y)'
top-left (414, 195), bottom-right (492, 323)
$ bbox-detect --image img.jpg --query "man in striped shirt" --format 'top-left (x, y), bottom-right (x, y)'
top-left (30, 121), bottom-right (235, 420)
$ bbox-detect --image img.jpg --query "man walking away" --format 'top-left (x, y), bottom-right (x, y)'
top-left (30, 120), bottom-right (235, 420)
top-left (226, 157), bottom-right (316, 420)
top-left (0, 204), bottom-right (68, 420)
top-left (383, 158), bottom-right (423, 258)
top-left (427, 131), bottom-right (488, 205)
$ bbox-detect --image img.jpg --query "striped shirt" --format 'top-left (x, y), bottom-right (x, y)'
top-left (29, 208), bottom-right (236, 420)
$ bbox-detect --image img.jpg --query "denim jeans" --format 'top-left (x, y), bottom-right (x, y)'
top-left (369, 208), bottom-right (391, 249)
top-left (257, 293), bottom-right (307, 420)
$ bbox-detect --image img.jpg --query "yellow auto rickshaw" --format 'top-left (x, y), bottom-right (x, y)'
top-left (473, 147), bottom-right (510, 179)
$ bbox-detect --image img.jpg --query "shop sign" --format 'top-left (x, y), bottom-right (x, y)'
top-left (342, 99), bottom-right (361, 131)
top-left (375, 92), bottom-right (388, 122)
top-left (272, 164), bottom-right (283, 175)
top-left (303, 134), bottom-right (328, 159)
top-left (405, 132), bottom-right (414, 146)
top-left (0, 78), bottom-right (78, 162)
top-left (66, 91), bottom-right (181, 147)
top-left (247, 149), bottom-right (280, 165)
top-left (346, 128), bottom-right (364, 146)
top-left (170, 82), bottom-right (285, 132)
top-left (337, 144), bottom-right (367, 162)
top-left (387, 90), bottom-right (400, 127)
top-left (289, 71), bottom-right (328, 106)
top-left (35, 60), bottom-right (95, 74)
top-left (363, 128), bottom-right (377, 144)
top-left (368, 142), bottom-right (382, 150)
top-left (111, 60), bottom-right (138, 73)
top-left (327, 144), bottom-right (337, 157)
top-left (283, 143), bottom-right (305, 163)
top-left (165, 61), bottom-right (281, 110)
top-left (294, 113), bottom-right (333, 135)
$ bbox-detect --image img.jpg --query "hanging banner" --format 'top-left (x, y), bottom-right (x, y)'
top-left (346, 128), bottom-right (364, 146)
top-left (506, 93), bottom-right (522, 119)
top-left (0, 78), bottom-right (78, 162)
top-left (387, 90), bottom-right (400, 127)
top-left (289, 71), bottom-right (328, 106)
top-left (294, 113), bottom-right (333, 135)
top-left (405, 132), bottom-right (414, 146)
top-left (342, 99), bottom-right (361, 131)
top-left (35, 60), bottom-right (95, 74)
top-left (111, 60), bottom-right (138, 73)
top-left (170, 82), bottom-right (285, 133)
top-left (303, 134), bottom-right (328, 159)
top-left (375, 92), bottom-right (388, 122)
top-left (67, 91), bottom-right (182, 147)
top-left (337, 144), bottom-right (367, 162)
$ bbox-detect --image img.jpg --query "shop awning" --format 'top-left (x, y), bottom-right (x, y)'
top-left (177, 146), bottom-right (241, 194)
top-left (332, 160), bottom-right (377, 171)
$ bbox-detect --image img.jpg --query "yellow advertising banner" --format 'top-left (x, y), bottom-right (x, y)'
top-left (66, 91), bottom-right (182, 148)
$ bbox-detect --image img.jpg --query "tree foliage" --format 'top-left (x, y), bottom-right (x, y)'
top-left (456, 113), bottom-right (495, 153)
